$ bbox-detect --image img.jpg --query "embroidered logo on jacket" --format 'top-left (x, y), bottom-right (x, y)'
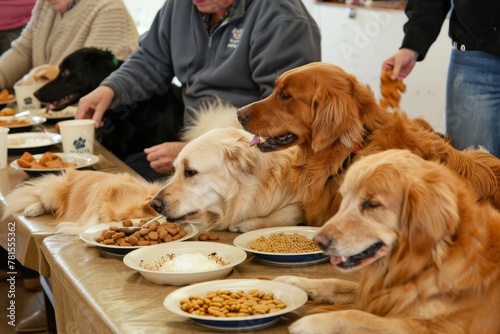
top-left (227, 28), bottom-right (243, 48)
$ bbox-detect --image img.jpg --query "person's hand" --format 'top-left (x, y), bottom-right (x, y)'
top-left (144, 142), bottom-right (187, 174)
top-left (75, 86), bottom-right (115, 128)
top-left (382, 48), bottom-right (419, 81)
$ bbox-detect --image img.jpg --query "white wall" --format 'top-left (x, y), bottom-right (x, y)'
top-left (122, 0), bottom-right (165, 34)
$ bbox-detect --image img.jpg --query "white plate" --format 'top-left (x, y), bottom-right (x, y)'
top-left (10, 152), bottom-right (99, 176)
top-left (164, 279), bottom-right (308, 331)
top-left (0, 97), bottom-right (16, 107)
top-left (0, 115), bottom-right (46, 129)
top-left (233, 226), bottom-right (328, 267)
top-left (80, 221), bottom-right (199, 256)
top-left (123, 241), bottom-right (247, 285)
top-left (8, 132), bottom-right (62, 154)
top-left (32, 106), bottom-right (76, 120)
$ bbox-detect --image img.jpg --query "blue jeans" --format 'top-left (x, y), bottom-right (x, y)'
top-left (446, 50), bottom-right (500, 157)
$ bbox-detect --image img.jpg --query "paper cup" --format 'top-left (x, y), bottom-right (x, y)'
top-left (0, 127), bottom-right (9, 169)
top-left (58, 119), bottom-right (96, 154)
top-left (14, 84), bottom-right (44, 110)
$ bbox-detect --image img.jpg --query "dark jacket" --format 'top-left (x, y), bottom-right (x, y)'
top-left (401, 0), bottom-right (500, 60)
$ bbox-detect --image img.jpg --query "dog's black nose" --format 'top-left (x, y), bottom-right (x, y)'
top-left (313, 233), bottom-right (332, 251)
top-left (149, 197), bottom-right (164, 214)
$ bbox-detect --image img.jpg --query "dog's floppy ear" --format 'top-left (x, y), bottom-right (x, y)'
top-left (310, 78), bottom-right (365, 153)
top-left (400, 167), bottom-right (460, 262)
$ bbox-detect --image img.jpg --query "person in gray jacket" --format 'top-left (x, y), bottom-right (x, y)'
top-left (76, 0), bottom-right (321, 179)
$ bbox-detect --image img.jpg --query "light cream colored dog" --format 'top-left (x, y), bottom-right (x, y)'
top-left (150, 127), bottom-right (303, 232)
top-left (276, 149), bottom-right (500, 334)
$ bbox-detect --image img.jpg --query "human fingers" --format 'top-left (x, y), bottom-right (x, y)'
top-left (75, 86), bottom-right (114, 128)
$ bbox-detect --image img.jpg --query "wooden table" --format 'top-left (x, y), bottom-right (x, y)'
top-left (40, 232), bottom-right (360, 334)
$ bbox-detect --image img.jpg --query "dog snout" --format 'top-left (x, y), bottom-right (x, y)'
top-left (236, 107), bottom-right (250, 126)
top-left (313, 233), bottom-right (332, 252)
top-left (149, 196), bottom-right (165, 215)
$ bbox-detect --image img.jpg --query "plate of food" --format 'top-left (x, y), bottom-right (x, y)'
top-left (233, 226), bottom-right (329, 267)
top-left (32, 106), bottom-right (76, 120)
top-left (10, 151), bottom-right (99, 176)
top-left (164, 279), bottom-right (308, 331)
top-left (123, 241), bottom-right (247, 285)
top-left (8, 132), bottom-right (62, 155)
top-left (0, 115), bottom-right (46, 132)
top-left (0, 89), bottom-right (15, 108)
top-left (80, 219), bottom-right (199, 256)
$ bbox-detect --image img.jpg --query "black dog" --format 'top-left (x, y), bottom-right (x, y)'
top-left (35, 48), bottom-right (121, 111)
top-left (34, 47), bottom-right (184, 160)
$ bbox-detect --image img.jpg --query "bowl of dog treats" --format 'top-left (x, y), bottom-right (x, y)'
top-left (163, 279), bottom-right (308, 331)
top-left (233, 226), bottom-right (329, 267)
top-left (123, 241), bottom-right (247, 285)
top-left (80, 217), bottom-right (199, 256)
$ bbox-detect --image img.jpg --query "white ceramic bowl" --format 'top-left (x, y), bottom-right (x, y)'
top-left (123, 241), bottom-right (247, 285)
top-left (233, 226), bottom-right (329, 267)
top-left (80, 221), bottom-right (198, 256)
top-left (164, 279), bottom-right (308, 331)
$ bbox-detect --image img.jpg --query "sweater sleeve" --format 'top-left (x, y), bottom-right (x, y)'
top-left (249, 15), bottom-right (321, 98)
top-left (401, 0), bottom-right (451, 61)
top-left (102, 4), bottom-right (174, 109)
top-left (0, 0), bottom-right (41, 89)
top-left (82, 6), bottom-right (139, 61)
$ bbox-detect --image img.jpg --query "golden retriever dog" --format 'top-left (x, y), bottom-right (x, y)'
top-left (2, 169), bottom-right (161, 234)
top-left (15, 64), bottom-right (60, 86)
top-left (150, 127), bottom-right (303, 232)
top-left (237, 62), bottom-right (500, 227)
top-left (276, 149), bottom-right (500, 334)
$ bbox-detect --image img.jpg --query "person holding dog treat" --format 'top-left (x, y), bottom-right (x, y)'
top-left (382, 0), bottom-right (500, 158)
top-left (76, 0), bottom-right (321, 180)
top-left (0, 0), bottom-right (139, 90)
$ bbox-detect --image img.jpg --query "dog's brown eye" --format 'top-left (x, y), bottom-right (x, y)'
top-left (278, 92), bottom-right (290, 100)
top-left (184, 168), bottom-right (197, 178)
top-left (62, 69), bottom-right (71, 77)
top-left (362, 201), bottom-right (379, 210)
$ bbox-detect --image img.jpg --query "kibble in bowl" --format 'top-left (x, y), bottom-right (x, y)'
top-left (163, 279), bottom-right (308, 331)
top-left (79, 220), bottom-right (198, 256)
top-left (233, 226), bottom-right (329, 267)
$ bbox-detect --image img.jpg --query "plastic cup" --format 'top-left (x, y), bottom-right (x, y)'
top-left (58, 119), bottom-right (96, 154)
top-left (14, 84), bottom-right (44, 110)
top-left (0, 126), bottom-right (10, 168)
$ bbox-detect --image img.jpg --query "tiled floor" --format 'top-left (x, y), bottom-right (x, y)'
top-left (0, 271), bottom-right (48, 334)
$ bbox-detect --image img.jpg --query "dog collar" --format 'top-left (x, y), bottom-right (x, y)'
top-left (112, 56), bottom-right (119, 67)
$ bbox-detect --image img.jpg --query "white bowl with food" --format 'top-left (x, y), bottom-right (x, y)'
top-left (164, 279), bottom-right (308, 331)
top-left (123, 241), bottom-right (247, 285)
top-left (233, 226), bottom-right (329, 267)
top-left (8, 132), bottom-right (62, 155)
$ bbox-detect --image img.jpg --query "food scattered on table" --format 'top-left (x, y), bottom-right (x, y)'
top-left (0, 118), bottom-right (31, 127)
top-left (140, 252), bottom-right (229, 272)
top-left (16, 151), bottom-right (77, 169)
top-left (248, 233), bottom-right (321, 253)
top-left (0, 107), bottom-right (15, 116)
top-left (96, 220), bottom-right (187, 246)
top-left (180, 289), bottom-right (287, 317)
top-left (198, 232), bottom-right (219, 241)
top-left (0, 89), bottom-right (14, 102)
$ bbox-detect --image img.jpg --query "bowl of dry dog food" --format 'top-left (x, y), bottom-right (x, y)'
top-left (163, 279), bottom-right (308, 331)
top-left (123, 241), bottom-right (247, 285)
top-left (80, 218), bottom-right (198, 256)
top-left (233, 226), bottom-right (329, 267)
